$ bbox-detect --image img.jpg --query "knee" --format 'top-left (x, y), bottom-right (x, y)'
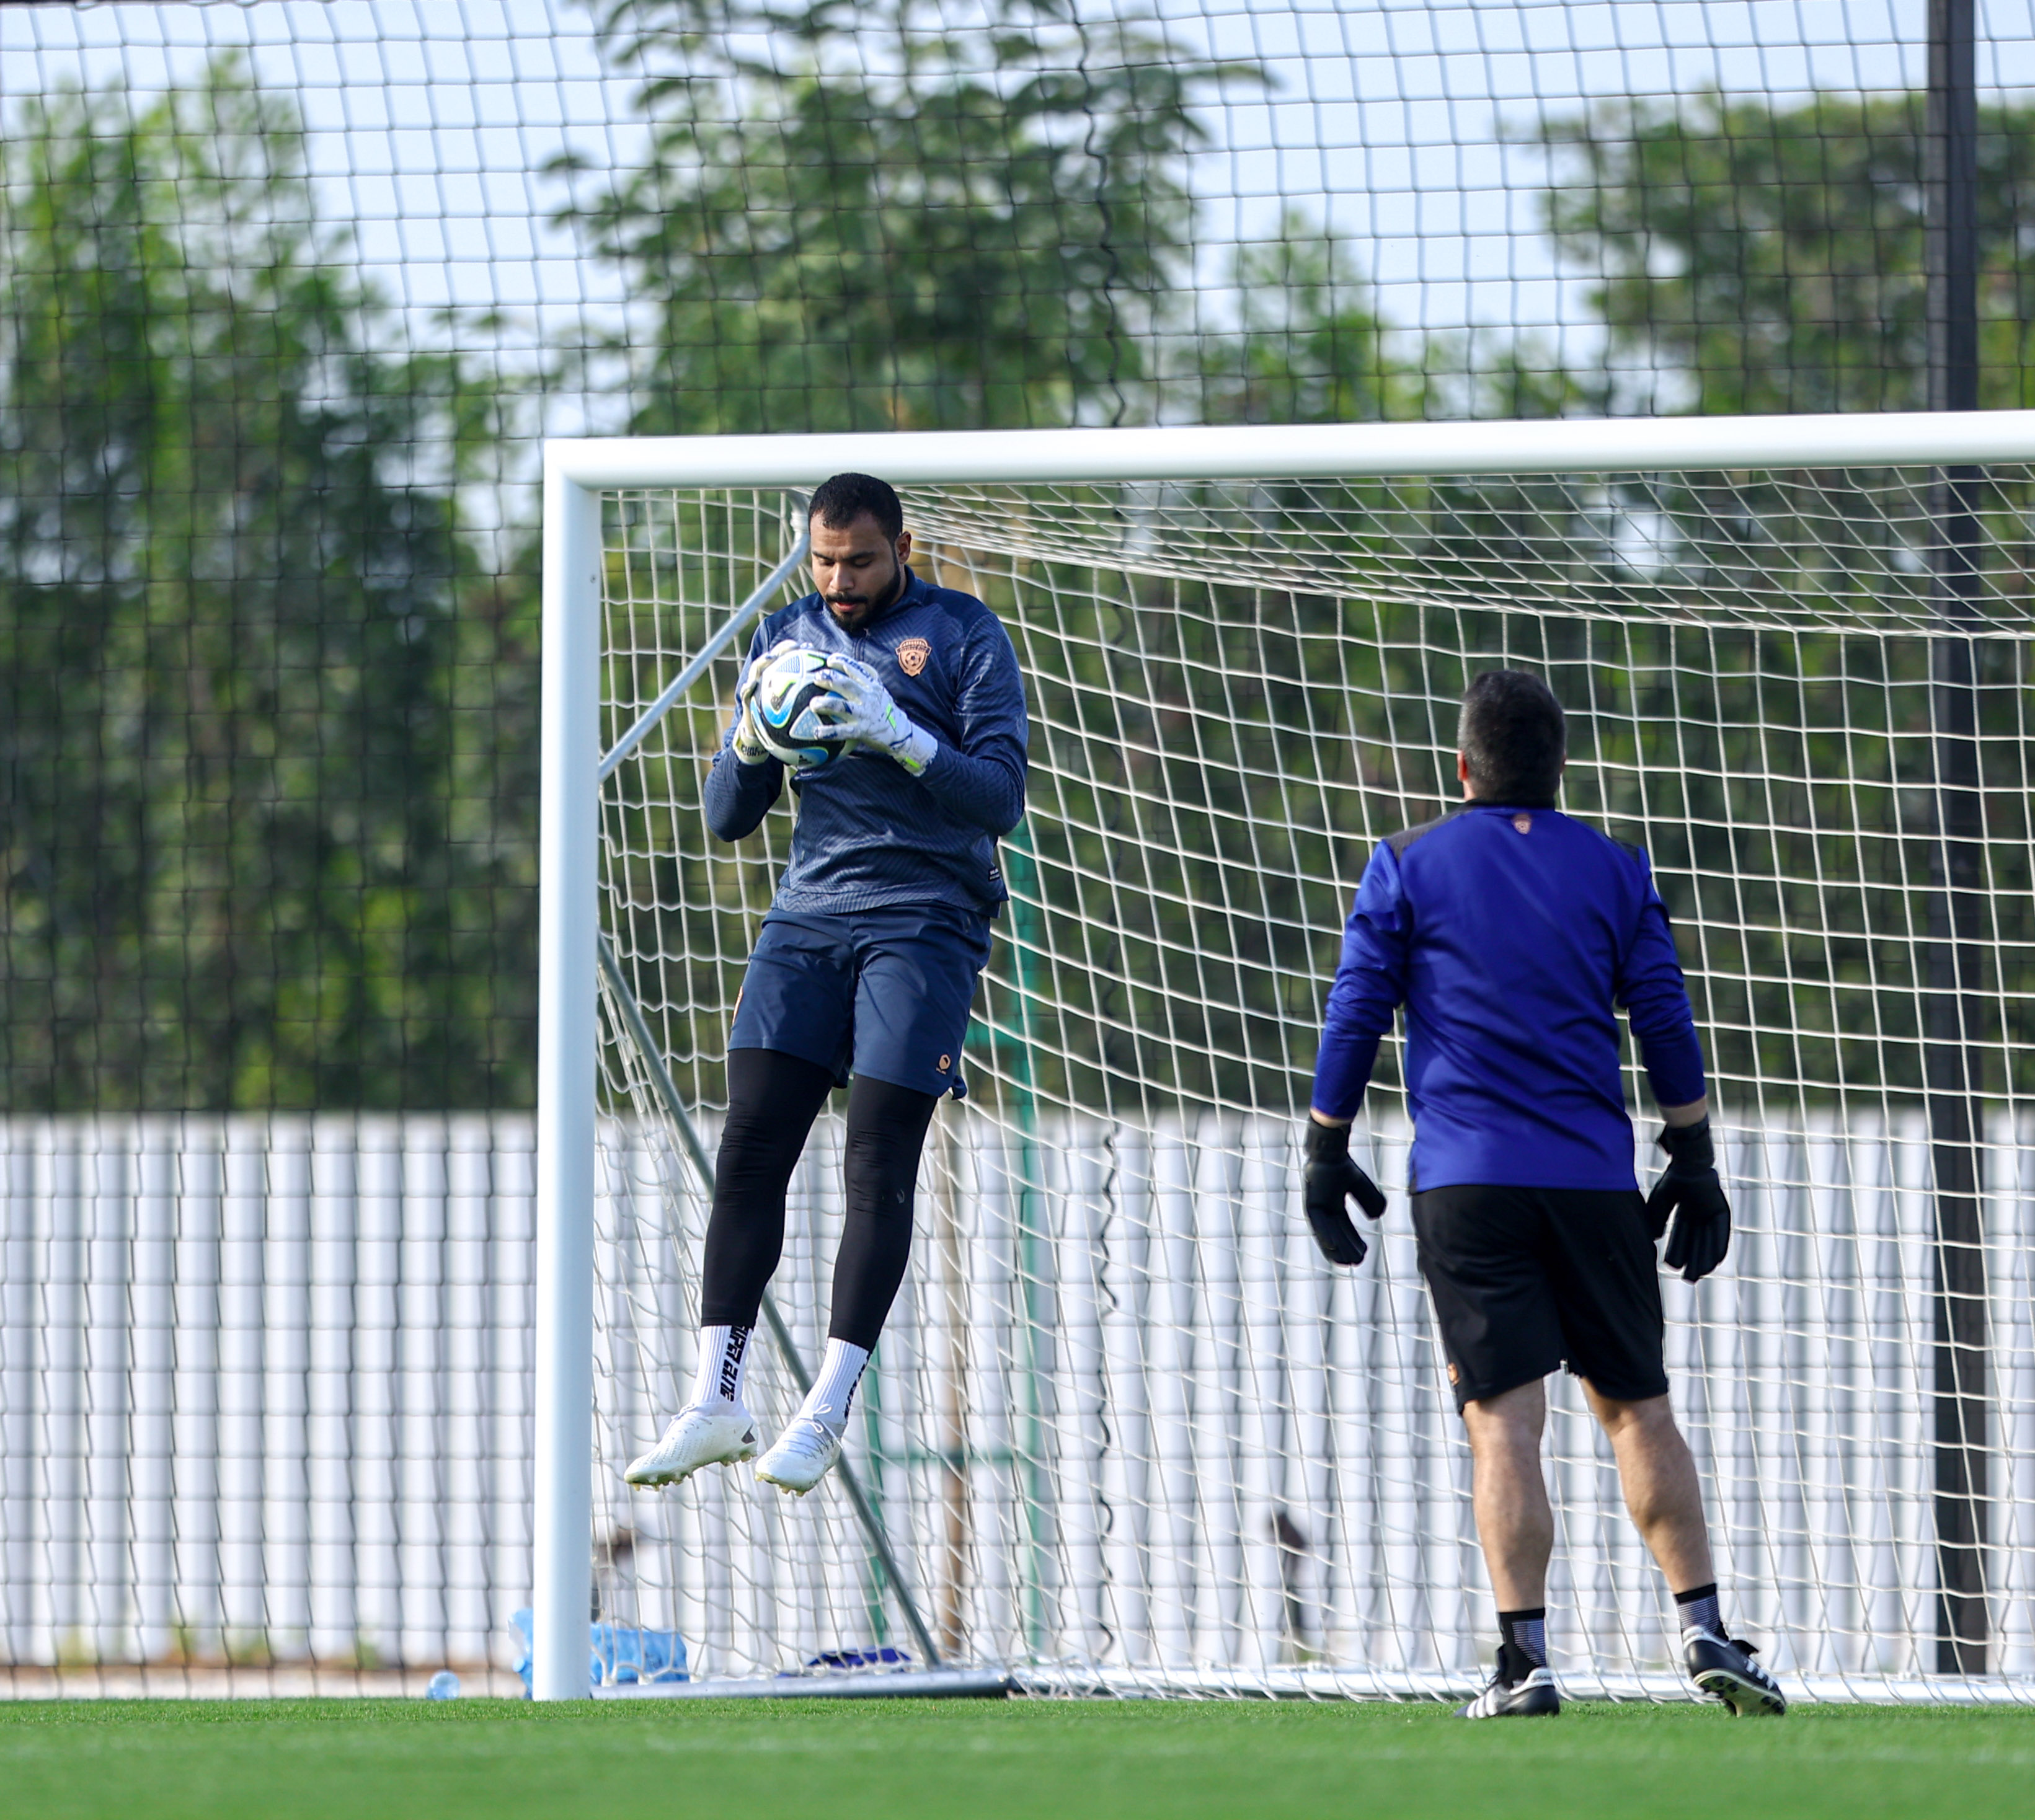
top-left (715, 1112), bottom-right (774, 1170)
top-left (843, 1138), bottom-right (915, 1222)
top-left (714, 1109), bottom-right (802, 1198)
top-left (842, 1085), bottom-right (936, 1217)
top-left (1463, 1392), bottom-right (1545, 1464)
top-left (1593, 1390), bottom-right (1677, 1446)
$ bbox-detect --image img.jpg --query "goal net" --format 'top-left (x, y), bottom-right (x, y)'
top-left (564, 424), bottom-right (2035, 1702)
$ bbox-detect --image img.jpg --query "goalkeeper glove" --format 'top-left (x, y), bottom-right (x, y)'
top-left (731, 638), bottom-right (800, 766)
top-left (1645, 1116), bottom-right (1731, 1283)
top-left (1301, 1118), bottom-right (1386, 1268)
top-left (814, 656), bottom-right (938, 776)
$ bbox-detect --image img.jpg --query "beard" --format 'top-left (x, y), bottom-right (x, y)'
top-left (825, 562), bottom-right (899, 623)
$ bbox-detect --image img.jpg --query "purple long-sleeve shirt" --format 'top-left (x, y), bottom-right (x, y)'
top-left (1312, 803), bottom-right (1707, 1193)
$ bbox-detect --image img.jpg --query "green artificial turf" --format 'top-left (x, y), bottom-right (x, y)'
top-left (0, 1695), bottom-right (2028, 1820)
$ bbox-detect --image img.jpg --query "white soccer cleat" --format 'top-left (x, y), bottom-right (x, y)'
top-left (623, 1402), bottom-right (758, 1488)
top-left (755, 1416), bottom-right (844, 1496)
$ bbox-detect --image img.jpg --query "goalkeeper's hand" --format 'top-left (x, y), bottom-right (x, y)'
top-left (731, 638), bottom-right (800, 766)
top-left (1301, 1117), bottom-right (1386, 1268)
top-left (814, 656), bottom-right (938, 777)
top-left (1645, 1115), bottom-right (1731, 1283)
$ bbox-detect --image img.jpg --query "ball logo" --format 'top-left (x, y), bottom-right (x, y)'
top-left (938, 1054), bottom-right (952, 1071)
top-left (897, 637), bottom-right (931, 676)
top-left (1512, 813), bottom-right (1533, 834)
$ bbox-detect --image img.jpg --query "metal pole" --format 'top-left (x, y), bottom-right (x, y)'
top-left (1924, 0), bottom-right (1990, 1677)
top-left (533, 465), bottom-right (603, 1699)
top-left (545, 412), bottom-right (2035, 492)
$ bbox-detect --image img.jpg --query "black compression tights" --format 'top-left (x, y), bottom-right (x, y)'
top-left (701, 1048), bottom-right (941, 1353)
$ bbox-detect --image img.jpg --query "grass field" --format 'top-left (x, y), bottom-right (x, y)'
top-left (1, 1695), bottom-right (2031, 1820)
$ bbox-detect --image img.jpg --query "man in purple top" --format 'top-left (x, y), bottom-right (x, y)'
top-left (1306, 669), bottom-right (1785, 1720)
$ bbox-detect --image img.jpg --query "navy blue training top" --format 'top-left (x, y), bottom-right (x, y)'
top-left (702, 568), bottom-right (1028, 917)
top-left (1311, 802), bottom-right (1706, 1193)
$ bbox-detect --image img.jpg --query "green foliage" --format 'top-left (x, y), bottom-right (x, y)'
top-left (939, 472), bottom-right (2035, 1116)
top-left (1200, 216), bottom-right (1429, 425)
top-left (1521, 619), bottom-right (2031, 1107)
top-left (608, 467), bottom-right (2035, 1119)
top-left (984, 565), bottom-right (1431, 1114)
top-left (559, 0), bottom-right (1251, 431)
top-left (0, 62), bottom-right (539, 1111)
top-left (1538, 91), bottom-right (2035, 414)
top-left (12, 48), bottom-right (2035, 1124)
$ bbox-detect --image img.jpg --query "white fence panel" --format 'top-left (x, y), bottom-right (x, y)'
top-left (0, 1110), bottom-right (2029, 1699)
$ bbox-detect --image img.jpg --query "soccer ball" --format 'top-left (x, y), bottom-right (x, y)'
top-left (751, 647), bottom-right (843, 772)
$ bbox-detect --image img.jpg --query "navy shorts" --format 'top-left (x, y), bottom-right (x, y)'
top-left (727, 904), bottom-right (993, 1098)
top-left (1411, 1183), bottom-right (1669, 1411)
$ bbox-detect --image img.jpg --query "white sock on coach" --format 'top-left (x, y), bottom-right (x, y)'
top-left (688, 1323), bottom-right (753, 1410)
top-left (797, 1338), bottom-right (871, 1438)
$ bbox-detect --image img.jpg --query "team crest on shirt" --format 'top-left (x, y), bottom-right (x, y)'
top-left (897, 637), bottom-right (931, 676)
top-left (1512, 813), bottom-right (1533, 834)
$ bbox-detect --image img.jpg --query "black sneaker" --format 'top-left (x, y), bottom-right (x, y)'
top-left (1455, 1642), bottom-right (1561, 1718)
top-left (1683, 1628), bottom-right (1787, 1716)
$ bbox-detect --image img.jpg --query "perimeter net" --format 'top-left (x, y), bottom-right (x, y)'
top-left (593, 467), bottom-right (2035, 1700)
top-left (11, 0), bottom-right (2035, 1701)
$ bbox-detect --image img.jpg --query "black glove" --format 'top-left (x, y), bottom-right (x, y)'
top-left (1302, 1118), bottom-right (1387, 1268)
top-left (1645, 1116), bottom-right (1731, 1283)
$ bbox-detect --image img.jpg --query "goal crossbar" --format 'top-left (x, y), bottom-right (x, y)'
top-left (547, 409), bottom-right (2035, 490)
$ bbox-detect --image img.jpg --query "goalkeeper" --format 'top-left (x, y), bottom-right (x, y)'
top-left (1305, 669), bottom-right (1785, 1721)
top-left (625, 472), bottom-right (1027, 1498)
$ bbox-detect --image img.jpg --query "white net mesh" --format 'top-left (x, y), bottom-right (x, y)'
top-left (592, 473), bottom-right (2035, 1699)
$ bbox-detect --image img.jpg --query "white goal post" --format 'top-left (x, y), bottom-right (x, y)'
top-left (538, 412), bottom-right (2035, 1703)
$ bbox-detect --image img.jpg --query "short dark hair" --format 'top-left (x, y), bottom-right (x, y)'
top-left (809, 472), bottom-right (903, 541)
top-left (1458, 669), bottom-right (1566, 805)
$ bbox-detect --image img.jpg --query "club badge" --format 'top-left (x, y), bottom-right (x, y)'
top-left (897, 636), bottom-right (931, 676)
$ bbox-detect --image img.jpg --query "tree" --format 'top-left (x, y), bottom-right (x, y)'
top-left (0, 62), bottom-right (538, 1111)
top-left (1537, 91), bottom-right (2035, 415)
top-left (1460, 92), bottom-right (2035, 1103)
top-left (558, 0), bottom-right (1249, 433)
top-left (1199, 216), bottom-right (1428, 425)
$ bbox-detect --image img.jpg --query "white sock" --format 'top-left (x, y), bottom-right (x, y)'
top-left (687, 1323), bottom-right (753, 1410)
top-left (797, 1338), bottom-right (871, 1438)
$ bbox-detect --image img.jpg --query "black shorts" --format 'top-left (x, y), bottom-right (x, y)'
top-left (1411, 1183), bottom-right (1669, 1411)
top-left (727, 905), bottom-right (991, 1098)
